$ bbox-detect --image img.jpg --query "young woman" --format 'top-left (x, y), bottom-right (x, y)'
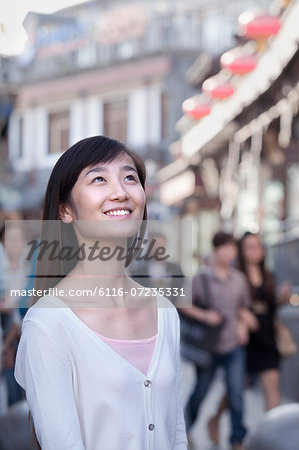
top-left (238, 232), bottom-right (280, 409)
top-left (14, 136), bottom-right (187, 449)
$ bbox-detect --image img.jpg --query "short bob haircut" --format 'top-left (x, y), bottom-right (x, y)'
top-left (33, 136), bottom-right (147, 302)
top-left (43, 135), bottom-right (147, 221)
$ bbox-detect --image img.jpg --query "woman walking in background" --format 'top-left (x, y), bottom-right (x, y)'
top-left (238, 232), bottom-right (282, 409)
top-left (14, 136), bottom-right (187, 449)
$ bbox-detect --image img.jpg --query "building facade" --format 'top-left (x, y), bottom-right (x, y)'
top-left (5, 0), bottom-right (268, 216)
top-left (159, 0), bottom-right (298, 268)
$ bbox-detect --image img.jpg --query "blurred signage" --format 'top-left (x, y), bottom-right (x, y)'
top-left (36, 22), bottom-right (88, 58)
top-left (96, 3), bottom-right (148, 45)
top-left (36, 22), bottom-right (87, 48)
top-left (34, 2), bottom-right (148, 58)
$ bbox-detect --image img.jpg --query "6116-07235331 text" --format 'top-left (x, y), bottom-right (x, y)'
top-left (9, 287), bottom-right (186, 299)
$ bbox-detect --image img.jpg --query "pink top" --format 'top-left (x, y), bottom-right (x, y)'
top-left (95, 332), bottom-right (157, 376)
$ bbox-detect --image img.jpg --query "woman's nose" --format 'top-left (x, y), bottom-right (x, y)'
top-left (108, 182), bottom-right (129, 201)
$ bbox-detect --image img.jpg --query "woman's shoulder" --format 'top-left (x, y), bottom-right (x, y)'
top-left (158, 295), bottom-right (180, 328)
top-left (157, 295), bottom-right (176, 309)
top-left (16, 296), bottom-right (73, 386)
top-left (23, 295), bottom-right (69, 328)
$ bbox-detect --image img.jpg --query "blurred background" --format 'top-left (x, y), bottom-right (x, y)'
top-left (1, 0), bottom-right (299, 448)
top-left (1, 0), bottom-right (299, 283)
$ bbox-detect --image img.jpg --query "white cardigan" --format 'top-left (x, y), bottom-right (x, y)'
top-left (14, 295), bottom-right (187, 450)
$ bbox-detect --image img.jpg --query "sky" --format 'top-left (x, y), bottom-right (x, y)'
top-left (0, 0), bottom-right (91, 56)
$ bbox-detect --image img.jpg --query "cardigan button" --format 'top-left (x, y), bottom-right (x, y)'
top-left (148, 424), bottom-right (155, 431)
top-left (144, 380), bottom-right (152, 388)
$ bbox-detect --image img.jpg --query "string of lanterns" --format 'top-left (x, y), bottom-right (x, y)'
top-left (182, 9), bottom-right (282, 121)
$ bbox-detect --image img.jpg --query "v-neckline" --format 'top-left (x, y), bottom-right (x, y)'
top-left (44, 295), bottom-right (163, 379)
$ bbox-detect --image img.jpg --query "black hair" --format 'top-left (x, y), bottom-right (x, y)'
top-left (0, 225), bottom-right (4, 242)
top-left (34, 136), bottom-right (147, 302)
top-left (42, 135), bottom-right (147, 221)
top-left (238, 231), bottom-right (275, 301)
top-left (212, 231), bottom-right (236, 249)
top-left (238, 232), bottom-right (264, 274)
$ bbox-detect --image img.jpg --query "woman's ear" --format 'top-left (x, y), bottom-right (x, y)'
top-left (59, 204), bottom-right (74, 223)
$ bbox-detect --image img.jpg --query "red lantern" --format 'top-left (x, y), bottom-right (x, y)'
top-left (182, 99), bottom-right (211, 120)
top-left (202, 77), bottom-right (234, 99)
top-left (220, 49), bottom-right (257, 75)
top-left (240, 13), bottom-right (281, 39)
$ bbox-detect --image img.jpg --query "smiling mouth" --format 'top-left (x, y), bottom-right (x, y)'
top-left (104, 209), bottom-right (132, 216)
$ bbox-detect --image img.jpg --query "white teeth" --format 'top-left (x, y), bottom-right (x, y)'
top-left (105, 209), bottom-right (130, 216)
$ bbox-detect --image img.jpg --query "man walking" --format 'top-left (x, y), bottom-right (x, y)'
top-left (182, 232), bottom-right (255, 450)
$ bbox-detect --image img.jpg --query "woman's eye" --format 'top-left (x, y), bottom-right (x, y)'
top-left (92, 176), bottom-right (105, 183)
top-left (91, 174), bottom-right (137, 183)
top-left (124, 174), bottom-right (136, 181)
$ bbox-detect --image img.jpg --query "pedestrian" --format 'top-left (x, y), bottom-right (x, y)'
top-left (239, 232), bottom-right (281, 408)
top-left (182, 231), bottom-right (256, 450)
top-left (0, 223), bottom-right (26, 408)
top-left (207, 232), bottom-right (284, 444)
top-left (14, 136), bottom-right (187, 449)
top-left (0, 240), bottom-right (5, 416)
top-left (130, 232), bottom-right (185, 305)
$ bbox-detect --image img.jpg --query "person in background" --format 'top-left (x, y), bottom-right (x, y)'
top-left (0, 239), bottom-right (5, 416)
top-left (0, 223), bottom-right (27, 407)
top-left (181, 231), bottom-right (257, 450)
top-left (207, 232), bottom-right (288, 445)
top-left (130, 232), bottom-right (185, 305)
top-left (239, 232), bottom-right (282, 408)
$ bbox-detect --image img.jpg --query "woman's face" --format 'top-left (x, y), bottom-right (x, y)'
top-left (60, 153), bottom-right (146, 237)
top-left (241, 235), bottom-right (264, 265)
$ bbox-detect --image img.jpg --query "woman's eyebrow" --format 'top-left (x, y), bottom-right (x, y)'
top-left (121, 165), bottom-right (138, 174)
top-left (85, 165), bottom-right (137, 177)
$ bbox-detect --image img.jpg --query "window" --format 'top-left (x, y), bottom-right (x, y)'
top-left (48, 110), bottom-right (69, 154)
top-left (104, 99), bottom-right (128, 142)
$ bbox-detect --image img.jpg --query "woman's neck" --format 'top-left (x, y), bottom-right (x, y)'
top-left (246, 263), bottom-right (262, 286)
top-left (72, 236), bottom-right (130, 277)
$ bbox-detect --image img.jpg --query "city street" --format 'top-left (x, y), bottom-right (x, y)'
top-left (1, 0), bottom-right (299, 448)
top-left (181, 359), bottom-right (285, 450)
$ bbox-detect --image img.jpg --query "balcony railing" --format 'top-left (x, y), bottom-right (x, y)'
top-left (21, 13), bottom-right (222, 81)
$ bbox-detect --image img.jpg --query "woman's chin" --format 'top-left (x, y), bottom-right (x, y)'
top-left (73, 218), bottom-right (143, 241)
